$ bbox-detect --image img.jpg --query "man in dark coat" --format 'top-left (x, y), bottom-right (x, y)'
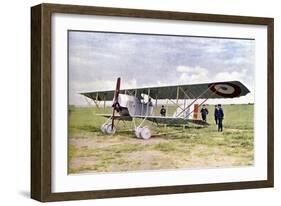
top-left (200, 104), bottom-right (209, 122)
top-left (160, 105), bottom-right (166, 117)
top-left (217, 104), bottom-right (224, 132)
top-left (214, 105), bottom-right (219, 125)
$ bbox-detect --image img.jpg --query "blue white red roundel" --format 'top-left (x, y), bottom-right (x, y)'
top-left (208, 82), bottom-right (241, 98)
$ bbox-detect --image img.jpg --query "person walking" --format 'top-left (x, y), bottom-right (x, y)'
top-left (200, 104), bottom-right (209, 122)
top-left (217, 104), bottom-right (224, 132)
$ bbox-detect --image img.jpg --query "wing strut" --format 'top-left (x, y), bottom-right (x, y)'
top-left (176, 83), bottom-right (215, 117)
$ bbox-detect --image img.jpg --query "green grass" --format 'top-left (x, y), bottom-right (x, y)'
top-left (68, 104), bottom-right (254, 173)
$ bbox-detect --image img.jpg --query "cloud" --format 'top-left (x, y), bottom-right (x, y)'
top-left (68, 31), bottom-right (255, 105)
top-left (214, 69), bottom-right (247, 82)
top-left (223, 56), bottom-right (254, 65)
top-left (176, 65), bottom-right (252, 88)
top-left (177, 65), bottom-right (210, 83)
top-left (69, 78), bottom-right (138, 105)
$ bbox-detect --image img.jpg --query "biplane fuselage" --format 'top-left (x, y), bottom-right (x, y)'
top-left (117, 94), bottom-right (154, 117)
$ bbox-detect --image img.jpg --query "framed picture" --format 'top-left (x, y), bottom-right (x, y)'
top-left (31, 3), bottom-right (274, 202)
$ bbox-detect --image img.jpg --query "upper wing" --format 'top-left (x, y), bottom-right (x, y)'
top-left (134, 115), bottom-right (209, 126)
top-left (80, 81), bottom-right (250, 101)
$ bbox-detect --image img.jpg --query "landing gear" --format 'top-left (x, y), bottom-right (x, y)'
top-left (134, 127), bottom-right (142, 139)
top-left (134, 126), bottom-right (151, 140)
top-left (100, 116), bottom-right (152, 139)
top-left (101, 123), bottom-right (116, 135)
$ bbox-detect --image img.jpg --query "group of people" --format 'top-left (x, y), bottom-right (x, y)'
top-left (200, 104), bottom-right (224, 132)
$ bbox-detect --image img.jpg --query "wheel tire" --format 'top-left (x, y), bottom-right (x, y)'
top-left (135, 127), bottom-right (142, 138)
top-left (140, 127), bottom-right (151, 140)
top-left (105, 124), bottom-right (116, 135)
top-left (101, 124), bottom-right (108, 133)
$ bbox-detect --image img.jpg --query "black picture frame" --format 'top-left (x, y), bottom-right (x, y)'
top-left (31, 3), bottom-right (274, 202)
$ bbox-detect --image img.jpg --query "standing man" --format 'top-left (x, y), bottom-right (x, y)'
top-left (160, 105), bottom-right (166, 117)
top-left (148, 98), bottom-right (153, 116)
top-left (217, 104), bottom-right (224, 132)
top-left (214, 105), bottom-right (219, 125)
top-left (200, 104), bottom-right (209, 122)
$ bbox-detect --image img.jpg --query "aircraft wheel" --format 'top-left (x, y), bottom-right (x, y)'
top-left (101, 123), bottom-right (108, 134)
top-left (105, 124), bottom-right (116, 135)
top-left (140, 127), bottom-right (151, 140)
top-left (135, 127), bottom-right (142, 138)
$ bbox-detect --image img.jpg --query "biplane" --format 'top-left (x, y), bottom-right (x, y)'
top-left (80, 78), bottom-right (250, 140)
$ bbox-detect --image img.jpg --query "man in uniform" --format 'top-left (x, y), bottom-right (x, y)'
top-left (214, 104), bottom-right (219, 125)
top-left (217, 104), bottom-right (224, 132)
top-left (200, 104), bottom-right (209, 122)
top-left (160, 105), bottom-right (166, 117)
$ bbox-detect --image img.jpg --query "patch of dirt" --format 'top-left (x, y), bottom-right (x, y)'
top-left (69, 156), bottom-right (98, 170)
top-left (69, 136), bottom-right (170, 149)
top-left (175, 145), bottom-right (249, 168)
top-left (69, 137), bottom-right (253, 173)
top-left (107, 151), bottom-right (175, 172)
top-left (224, 128), bottom-right (242, 133)
top-left (69, 138), bottom-right (119, 149)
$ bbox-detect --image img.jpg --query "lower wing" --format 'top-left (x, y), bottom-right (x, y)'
top-left (96, 114), bottom-right (132, 121)
top-left (133, 115), bottom-right (209, 126)
top-left (97, 114), bottom-right (209, 126)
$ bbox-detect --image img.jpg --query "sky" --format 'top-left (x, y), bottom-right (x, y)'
top-left (68, 31), bottom-right (255, 106)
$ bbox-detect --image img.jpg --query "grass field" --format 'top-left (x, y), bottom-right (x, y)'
top-left (68, 104), bottom-right (254, 174)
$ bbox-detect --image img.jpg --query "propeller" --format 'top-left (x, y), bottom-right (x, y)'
top-left (111, 77), bottom-right (121, 130)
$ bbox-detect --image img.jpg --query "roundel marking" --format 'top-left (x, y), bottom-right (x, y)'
top-left (208, 82), bottom-right (241, 98)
